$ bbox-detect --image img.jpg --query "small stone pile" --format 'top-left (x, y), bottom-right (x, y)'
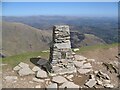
top-left (9, 53), bottom-right (117, 89)
top-left (13, 62), bottom-right (34, 76)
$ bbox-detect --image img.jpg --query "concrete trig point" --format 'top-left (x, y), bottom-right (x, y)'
top-left (49, 25), bottom-right (76, 75)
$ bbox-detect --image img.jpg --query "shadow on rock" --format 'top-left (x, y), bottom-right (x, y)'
top-left (30, 57), bottom-right (52, 73)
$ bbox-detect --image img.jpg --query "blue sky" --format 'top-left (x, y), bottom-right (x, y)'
top-left (2, 2), bottom-right (118, 17)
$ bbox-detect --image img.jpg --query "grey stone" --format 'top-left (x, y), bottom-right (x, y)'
top-left (81, 63), bottom-right (92, 69)
top-left (18, 62), bottom-right (29, 68)
top-left (4, 76), bottom-right (18, 82)
top-left (78, 68), bottom-right (92, 74)
top-left (54, 43), bottom-right (71, 49)
top-left (47, 83), bottom-right (57, 89)
top-left (36, 69), bottom-right (48, 78)
top-left (66, 75), bottom-right (74, 81)
top-left (89, 74), bottom-right (95, 80)
top-left (103, 80), bottom-right (111, 84)
top-left (74, 55), bottom-right (87, 61)
top-left (87, 59), bottom-right (95, 62)
top-left (73, 61), bottom-right (84, 68)
top-left (85, 79), bottom-right (97, 88)
top-left (29, 81), bottom-right (34, 83)
top-left (52, 76), bottom-right (67, 84)
top-left (73, 48), bottom-right (79, 52)
top-left (32, 77), bottom-right (44, 83)
top-left (35, 85), bottom-right (41, 88)
top-left (97, 71), bottom-right (110, 80)
top-left (94, 71), bottom-right (98, 74)
top-left (104, 84), bottom-right (114, 88)
top-left (32, 66), bottom-right (41, 72)
top-left (18, 67), bottom-right (35, 76)
top-left (13, 65), bottom-right (21, 71)
top-left (59, 81), bottom-right (79, 89)
top-left (96, 79), bottom-right (103, 85)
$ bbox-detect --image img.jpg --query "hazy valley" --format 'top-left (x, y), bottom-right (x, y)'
top-left (2, 19), bottom-right (107, 56)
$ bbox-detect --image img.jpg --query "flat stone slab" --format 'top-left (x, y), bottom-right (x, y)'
top-left (66, 75), bottom-right (74, 81)
top-left (78, 68), bottom-right (92, 74)
top-left (18, 62), bottom-right (29, 68)
top-left (59, 81), bottom-right (79, 88)
top-left (13, 65), bottom-right (21, 71)
top-left (35, 85), bottom-right (41, 88)
top-left (51, 63), bottom-right (76, 76)
top-left (97, 71), bottom-right (110, 80)
top-left (52, 76), bottom-right (68, 84)
top-left (87, 59), bottom-right (95, 62)
top-left (47, 83), bottom-right (58, 89)
top-left (4, 76), bottom-right (18, 82)
top-left (73, 61), bottom-right (84, 68)
top-left (104, 84), bottom-right (114, 88)
top-left (96, 79), bottom-right (103, 85)
top-left (36, 69), bottom-right (48, 78)
top-left (74, 55), bottom-right (87, 61)
top-left (32, 77), bottom-right (44, 83)
top-left (81, 63), bottom-right (92, 69)
top-left (85, 79), bottom-right (97, 88)
top-left (32, 66), bottom-right (41, 72)
top-left (18, 67), bottom-right (35, 76)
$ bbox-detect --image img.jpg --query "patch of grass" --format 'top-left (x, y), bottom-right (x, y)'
top-left (2, 43), bottom-right (119, 67)
top-left (2, 51), bottom-right (49, 67)
top-left (74, 43), bottom-right (119, 54)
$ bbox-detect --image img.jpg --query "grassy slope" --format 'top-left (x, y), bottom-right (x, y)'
top-left (2, 43), bottom-right (118, 68)
top-left (2, 21), bottom-right (51, 56)
top-left (75, 43), bottom-right (118, 54)
top-left (2, 51), bottom-right (49, 67)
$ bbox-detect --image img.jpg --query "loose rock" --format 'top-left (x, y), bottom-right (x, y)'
top-left (33, 77), bottom-right (44, 83)
top-left (85, 79), bottom-right (97, 88)
top-left (104, 84), bottom-right (114, 88)
top-left (18, 67), bottom-right (34, 76)
top-left (32, 66), bottom-right (41, 72)
top-left (18, 62), bottom-right (29, 68)
top-left (96, 79), bottom-right (103, 85)
top-left (81, 63), bottom-right (92, 69)
top-left (73, 61), bottom-right (84, 68)
top-left (59, 81), bottom-right (79, 89)
top-left (4, 76), bottom-right (18, 82)
top-left (13, 65), bottom-right (21, 71)
top-left (103, 80), bottom-right (111, 84)
top-left (52, 76), bottom-right (67, 84)
top-left (97, 71), bottom-right (110, 80)
top-left (78, 69), bottom-right (92, 74)
top-left (36, 69), bottom-right (48, 78)
top-left (47, 83), bottom-right (57, 89)
top-left (74, 55), bottom-right (87, 61)
top-left (73, 48), bottom-right (79, 52)
top-left (87, 59), bottom-right (95, 62)
top-left (35, 85), bottom-right (41, 88)
top-left (66, 75), bottom-right (74, 81)
top-left (89, 74), bottom-right (95, 80)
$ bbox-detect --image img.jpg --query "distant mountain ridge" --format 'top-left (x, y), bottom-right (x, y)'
top-left (3, 16), bottom-right (118, 44)
top-left (3, 21), bottom-right (105, 56)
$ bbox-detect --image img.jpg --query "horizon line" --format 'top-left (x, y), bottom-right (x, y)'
top-left (2, 15), bottom-right (118, 18)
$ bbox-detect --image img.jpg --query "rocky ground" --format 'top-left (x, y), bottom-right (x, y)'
top-left (2, 46), bottom-right (119, 89)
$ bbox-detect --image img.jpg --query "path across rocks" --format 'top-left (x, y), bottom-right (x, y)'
top-left (2, 54), bottom-right (119, 89)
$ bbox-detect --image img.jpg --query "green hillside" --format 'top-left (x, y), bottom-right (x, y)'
top-left (2, 21), bottom-right (106, 56)
top-left (2, 21), bottom-right (52, 56)
top-left (2, 43), bottom-right (118, 68)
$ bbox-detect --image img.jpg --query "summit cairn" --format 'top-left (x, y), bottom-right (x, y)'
top-left (49, 25), bottom-right (76, 75)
